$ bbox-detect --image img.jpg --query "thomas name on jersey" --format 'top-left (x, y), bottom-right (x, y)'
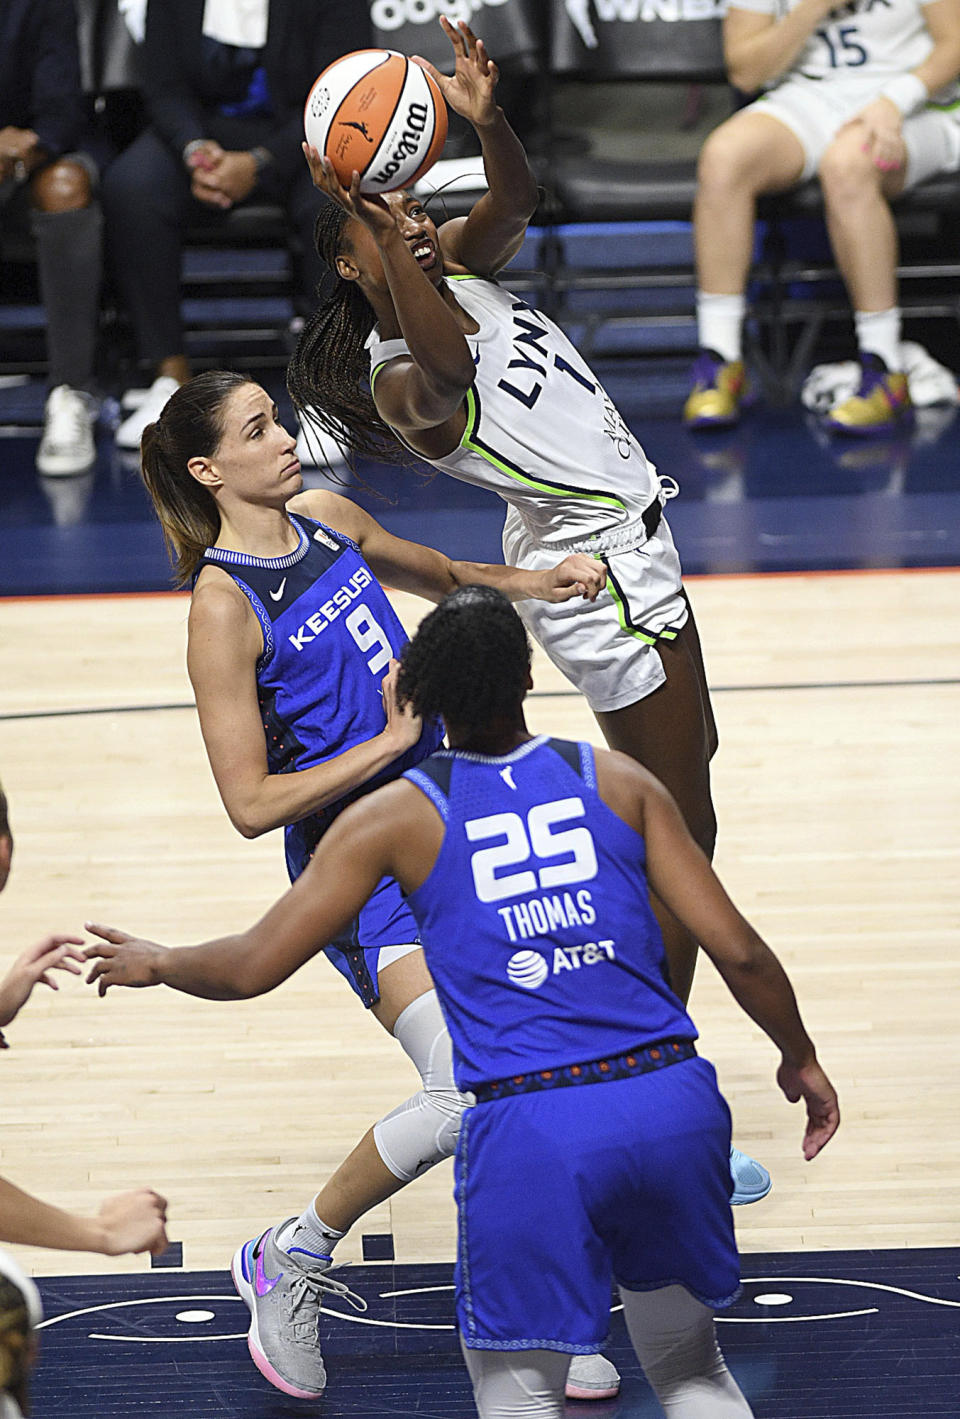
top-left (496, 887), bottom-right (598, 942)
top-left (288, 565), bottom-right (373, 651)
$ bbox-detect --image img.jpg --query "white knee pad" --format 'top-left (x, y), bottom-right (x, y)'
top-left (461, 1342), bottom-right (569, 1419)
top-left (373, 990), bottom-right (471, 1182)
top-left (620, 1285), bottom-right (753, 1417)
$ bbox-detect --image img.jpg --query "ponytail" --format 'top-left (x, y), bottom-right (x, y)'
top-left (138, 370), bottom-right (249, 586)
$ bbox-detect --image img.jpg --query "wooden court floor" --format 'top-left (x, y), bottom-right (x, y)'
top-left (1, 568), bottom-right (959, 1278)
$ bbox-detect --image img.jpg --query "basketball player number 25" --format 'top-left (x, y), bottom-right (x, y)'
top-left (346, 604), bottom-right (392, 675)
top-left (466, 798), bottom-right (598, 904)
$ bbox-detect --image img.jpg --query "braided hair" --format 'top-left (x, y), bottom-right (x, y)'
top-left (286, 203), bottom-right (408, 467)
top-left (397, 587), bottom-right (531, 742)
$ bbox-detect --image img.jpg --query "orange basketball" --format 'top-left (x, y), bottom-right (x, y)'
top-left (304, 49), bottom-right (448, 195)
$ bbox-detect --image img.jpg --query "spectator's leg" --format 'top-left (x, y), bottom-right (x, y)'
top-left (819, 130), bottom-right (906, 372)
top-left (693, 111), bottom-right (807, 362)
top-left (29, 160), bottom-right (102, 392)
top-left (102, 128), bottom-right (192, 377)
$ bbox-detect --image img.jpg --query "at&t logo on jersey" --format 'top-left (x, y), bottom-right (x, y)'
top-left (506, 940), bottom-right (617, 990)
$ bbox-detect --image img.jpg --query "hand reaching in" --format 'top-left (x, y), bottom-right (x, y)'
top-left (413, 18), bottom-right (499, 131)
top-left (381, 659), bottom-right (423, 753)
top-left (84, 924), bottom-right (169, 995)
top-left (539, 555), bottom-right (608, 604)
top-left (0, 935), bottom-right (85, 1032)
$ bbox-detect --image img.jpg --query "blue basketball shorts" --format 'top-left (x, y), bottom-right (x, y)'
top-left (320, 874), bottom-right (421, 1008)
top-left (454, 1056), bottom-right (740, 1353)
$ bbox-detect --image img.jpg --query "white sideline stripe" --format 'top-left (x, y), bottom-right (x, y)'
top-left (88, 1332), bottom-right (247, 1343)
top-left (37, 1295), bottom-right (240, 1329)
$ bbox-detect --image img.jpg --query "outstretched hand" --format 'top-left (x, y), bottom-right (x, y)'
top-left (777, 1057), bottom-right (840, 1161)
top-left (540, 555), bottom-right (608, 604)
top-left (301, 144), bottom-right (395, 236)
top-left (0, 935), bottom-right (86, 1031)
top-left (98, 1188), bottom-right (170, 1257)
top-left (84, 923), bottom-right (168, 995)
top-left (381, 658), bottom-right (423, 753)
top-left (412, 17), bottom-right (499, 129)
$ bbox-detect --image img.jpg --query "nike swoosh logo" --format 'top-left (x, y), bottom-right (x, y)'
top-left (254, 1242), bottom-right (283, 1297)
top-left (269, 577), bottom-right (287, 601)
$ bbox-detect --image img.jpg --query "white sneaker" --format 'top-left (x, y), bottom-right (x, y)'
top-left (114, 375), bottom-right (181, 449)
top-left (565, 1351), bottom-right (621, 1400)
top-left (36, 385), bottom-right (97, 476)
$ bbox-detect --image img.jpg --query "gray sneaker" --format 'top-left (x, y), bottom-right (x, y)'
top-left (566, 1351), bottom-right (622, 1400)
top-left (231, 1218), bottom-right (366, 1398)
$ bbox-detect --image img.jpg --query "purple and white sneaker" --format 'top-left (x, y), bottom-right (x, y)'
top-left (231, 1219), bottom-right (365, 1398)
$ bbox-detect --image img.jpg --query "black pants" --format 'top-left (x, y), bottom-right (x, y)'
top-left (102, 115), bottom-right (327, 365)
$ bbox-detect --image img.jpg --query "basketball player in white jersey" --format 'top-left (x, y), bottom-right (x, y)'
top-left (685, 0), bottom-right (960, 433)
top-left (289, 16), bottom-right (772, 1210)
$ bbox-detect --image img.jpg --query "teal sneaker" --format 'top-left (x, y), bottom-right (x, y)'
top-left (730, 1146), bottom-right (772, 1205)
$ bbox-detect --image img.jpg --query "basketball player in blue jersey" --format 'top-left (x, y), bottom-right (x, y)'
top-left (137, 369), bottom-right (615, 1401)
top-left (290, 17), bottom-right (772, 1210)
top-left (86, 585), bottom-right (840, 1419)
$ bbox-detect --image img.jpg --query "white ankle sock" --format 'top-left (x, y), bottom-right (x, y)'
top-left (696, 292), bottom-right (746, 364)
top-left (854, 308), bottom-right (902, 371)
top-left (276, 1200), bottom-right (345, 1261)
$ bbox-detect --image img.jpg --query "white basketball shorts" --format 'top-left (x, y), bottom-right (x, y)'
top-left (502, 506), bottom-right (689, 715)
top-left (749, 75), bottom-right (960, 185)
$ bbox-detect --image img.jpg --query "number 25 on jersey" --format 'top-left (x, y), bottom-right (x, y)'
top-left (466, 797), bottom-right (598, 905)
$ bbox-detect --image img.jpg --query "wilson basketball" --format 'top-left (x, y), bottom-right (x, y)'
top-left (304, 50), bottom-right (448, 195)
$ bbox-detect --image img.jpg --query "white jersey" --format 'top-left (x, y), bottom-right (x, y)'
top-left (367, 276), bottom-right (663, 554)
top-left (729, 0), bottom-right (959, 102)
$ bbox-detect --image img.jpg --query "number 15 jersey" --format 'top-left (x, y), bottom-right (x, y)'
top-left (404, 736), bottom-right (696, 1092)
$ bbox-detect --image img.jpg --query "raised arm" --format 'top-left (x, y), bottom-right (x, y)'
top-left (596, 751), bottom-right (839, 1160)
top-left (418, 18), bottom-right (539, 276)
top-left (187, 571), bottom-right (420, 839)
top-left (289, 491), bottom-right (606, 605)
top-left (723, 0), bottom-right (837, 94)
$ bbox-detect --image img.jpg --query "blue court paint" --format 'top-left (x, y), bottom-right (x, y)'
top-left (29, 1249), bottom-right (960, 1417)
top-left (2, 370), bottom-right (958, 595)
top-left (362, 1233), bottom-right (396, 1261)
top-left (150, 1241), bottom-right (184, 1269)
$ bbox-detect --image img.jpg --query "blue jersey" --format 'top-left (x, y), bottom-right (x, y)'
top-left (404, 736), bottom-right (696, 1091)
top-left (195, 513), bottom-right (443, 881)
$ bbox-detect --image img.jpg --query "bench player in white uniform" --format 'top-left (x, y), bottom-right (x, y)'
top-left (685, 0), bottom-right (960, 433)
top-left (85, 585), bottom-right (841, 1419)
top-left (289, 16), bottom-right (772, 1211)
